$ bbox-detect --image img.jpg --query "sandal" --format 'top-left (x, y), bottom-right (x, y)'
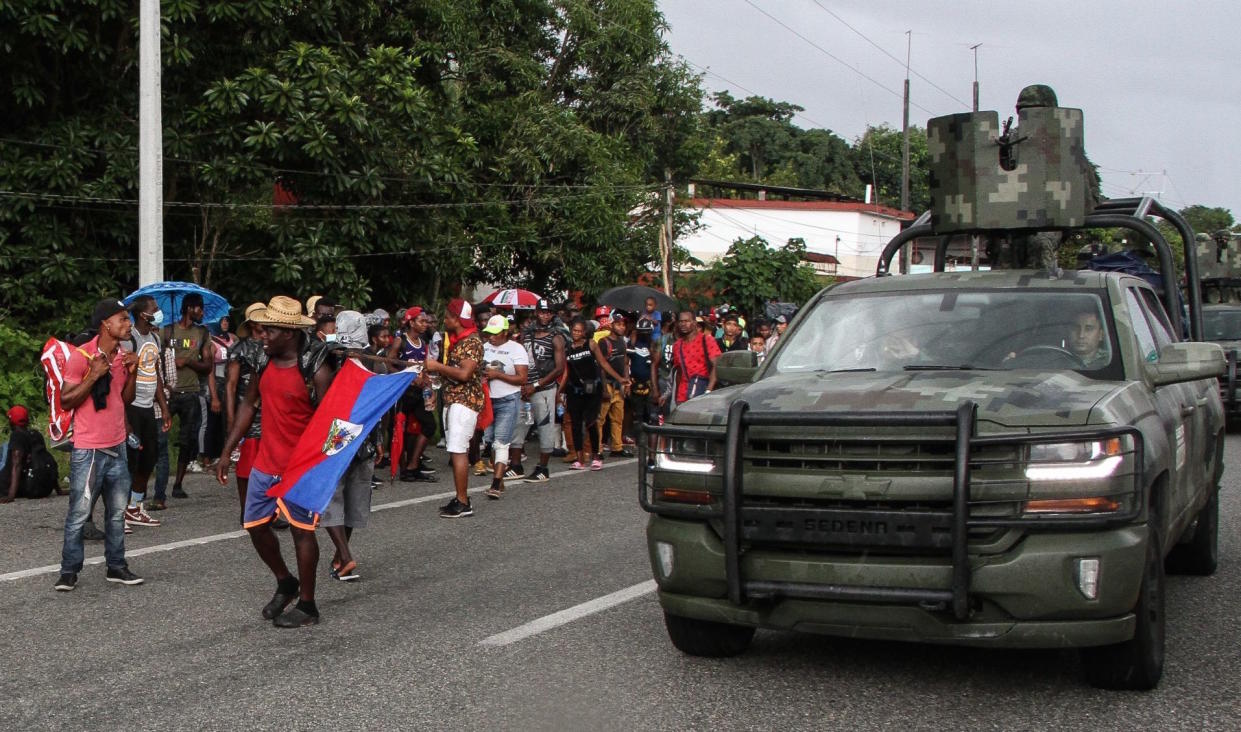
top-left (335, 560), bottom-right (360, 582)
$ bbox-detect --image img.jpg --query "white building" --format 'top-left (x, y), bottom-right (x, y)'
top-left (679, 197), bottom-right (914, 279)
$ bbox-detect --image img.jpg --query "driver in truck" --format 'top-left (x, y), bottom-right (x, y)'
top-left (1067, 308), bottom-right (1109, 368)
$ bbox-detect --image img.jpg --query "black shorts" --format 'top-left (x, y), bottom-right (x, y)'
top-left (168, 390), bottom-right (201, 458)
top-left (125, 404), bottom-right (159, 475)
top-left (401, 388), bottom-right (436, 439)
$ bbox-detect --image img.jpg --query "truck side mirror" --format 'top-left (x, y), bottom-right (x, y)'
top-left (1150, 342), bottom-right (1226, 386)
top-left (715, 350), bottom-right (759, 384)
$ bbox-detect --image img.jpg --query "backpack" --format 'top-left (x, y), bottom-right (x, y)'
top-left (23, 441), bottom-right (58, 499)
top-left (39, 337), bottom-right (75, 450)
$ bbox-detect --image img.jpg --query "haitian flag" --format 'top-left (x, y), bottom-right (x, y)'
top-left (269, 358), bottom-right (417, 513)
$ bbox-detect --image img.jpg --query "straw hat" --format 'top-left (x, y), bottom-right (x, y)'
top-left (243, 302), bottom-right (265, 324)
top-left (251, 295), bottom-right (316, 327)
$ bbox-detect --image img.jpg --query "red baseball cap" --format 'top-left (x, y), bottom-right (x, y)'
top-left (402, 306), bottom-right (423, 323)
top-left (446, 298), bottom-right (472, 320)
top-left (594, 305), bottom-right (611, 318)
top-left (6, 405), bottom-right (29, 427)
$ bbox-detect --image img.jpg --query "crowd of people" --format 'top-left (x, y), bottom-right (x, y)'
top-left (1, 288), bottom-right (790, 628)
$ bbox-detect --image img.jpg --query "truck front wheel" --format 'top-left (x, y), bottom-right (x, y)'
top-left (663, 611), bottom-right (755, 657)
top-left (1081, 529), bottom-right (1165, 690)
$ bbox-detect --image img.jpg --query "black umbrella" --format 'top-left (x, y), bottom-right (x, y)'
top-left (597, 285), bottom-right (677, 313)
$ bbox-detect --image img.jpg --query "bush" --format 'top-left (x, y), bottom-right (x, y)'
top-left (0, 323), bottom-right (45, 416)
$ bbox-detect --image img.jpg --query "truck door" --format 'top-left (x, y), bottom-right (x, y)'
top-left (1126, 286), bottom-right (1202, 524)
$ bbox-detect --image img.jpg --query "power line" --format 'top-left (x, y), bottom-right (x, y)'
top-left (0, 187), bottom-right (655, 211)
top-left (0, 137), bottom-right (656, 192)
top-left (739, 0), bottom-right (937, 117)
top-left (808, 1), bottom-right (971, 109)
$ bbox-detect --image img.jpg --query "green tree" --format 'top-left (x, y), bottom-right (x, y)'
top-left (1178, 205), bottom-right (1236, 236)
top-left (0, 0), bottom-right (707, 334)
top-left (854, 124), bottom-right (929, 212)
top-left (691, 235), bottom-right (820, 318)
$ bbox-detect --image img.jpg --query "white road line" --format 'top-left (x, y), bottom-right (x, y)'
top-left (0, 457), bottom-right (638, 583)
top-left (478, 579), bottom-right (657, 647)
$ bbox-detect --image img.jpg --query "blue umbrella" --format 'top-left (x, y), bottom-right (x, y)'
top-left (123, 281), bottom-right (232, 325)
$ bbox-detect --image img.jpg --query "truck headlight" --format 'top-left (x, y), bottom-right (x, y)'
top-left (1024, 438), bottom-right (1123, 481)
top-left (654, 436), bottom-right (717, 474)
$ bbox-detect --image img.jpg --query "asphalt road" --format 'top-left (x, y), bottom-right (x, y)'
top-left (2, 436), bottom-right (1240, 731)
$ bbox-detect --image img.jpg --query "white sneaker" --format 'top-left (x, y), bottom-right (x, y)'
top-left (186, 461), bottom-right (204, 474)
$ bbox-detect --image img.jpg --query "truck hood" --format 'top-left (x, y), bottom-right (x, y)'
top-left (673, 370), bottom-right (1123, 429)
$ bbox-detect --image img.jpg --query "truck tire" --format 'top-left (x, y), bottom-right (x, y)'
top-left (1081, 529), bottom-right (1165, 690)
top-left (1165, 488), bottom-right (1219, 576)
top-left (663, 611), bottom-right (755, 657)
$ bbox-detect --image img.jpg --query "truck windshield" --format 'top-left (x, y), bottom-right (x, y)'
top-left (1204, 308), bottom-right (1241, 341)
top-left (772, 290), bottom-right (1119, 376)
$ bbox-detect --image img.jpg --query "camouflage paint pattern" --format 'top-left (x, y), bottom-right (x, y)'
top-left (927, 107), bottom-right (1095, 233)
top-left (1197, 231), bottom-right (1241, 302)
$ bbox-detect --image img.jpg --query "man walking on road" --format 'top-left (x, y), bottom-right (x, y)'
top-left (519, 299), bottom-right (566, 483)
top-left (424, 299), bottom-right (483, 518)
top-left (216, 296), bottom-right (336, 627)
top-left (55, 298), bottom-right (144, 591)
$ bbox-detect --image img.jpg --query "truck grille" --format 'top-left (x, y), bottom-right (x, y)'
top-left (745, 437), bottom-right (1020, 474)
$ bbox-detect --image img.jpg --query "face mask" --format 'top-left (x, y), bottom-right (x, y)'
top-left (323, 333), bottom-right (338, 343)
top-left (149, 310), bottom-right (164, 327)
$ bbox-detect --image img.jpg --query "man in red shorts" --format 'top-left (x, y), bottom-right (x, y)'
top-left (216, 296), bottom-right (336, 627)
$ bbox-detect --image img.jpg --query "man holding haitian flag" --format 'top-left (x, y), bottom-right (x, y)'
top-left (215, 296), bottom-right (337, 628)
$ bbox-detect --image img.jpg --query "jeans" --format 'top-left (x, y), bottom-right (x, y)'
top-left (61, 446), bottom-right (130, 573)
top-left (483, 393), bottom-right (520, 465)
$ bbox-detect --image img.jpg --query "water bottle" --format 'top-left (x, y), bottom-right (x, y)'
top-left (556, 403), bottom-right (565, 420)
top-left (126, 432), bottom-right (142, 450)
top-left (521, 401), bottom-right (533, 425)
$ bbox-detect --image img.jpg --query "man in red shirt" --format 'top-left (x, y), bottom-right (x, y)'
top-left (55, 299), bottom-right (142, 592)
top-left (671, 310), bottom-right (721, 404)
top-left (216, 296), bottom-right (335, 627)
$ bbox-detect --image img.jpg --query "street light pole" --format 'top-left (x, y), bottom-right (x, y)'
top-left (138, 0), bottom-right (163, 286)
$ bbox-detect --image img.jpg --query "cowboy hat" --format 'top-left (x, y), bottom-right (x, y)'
top-left (251, 295), bottom-right (316, 327)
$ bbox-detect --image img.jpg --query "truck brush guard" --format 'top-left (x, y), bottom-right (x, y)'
top-left (640, 400), bottom-right (1145, 621)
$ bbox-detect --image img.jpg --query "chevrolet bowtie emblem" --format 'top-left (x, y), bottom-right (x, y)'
top-left (817, 474), bottom-right (893, 499)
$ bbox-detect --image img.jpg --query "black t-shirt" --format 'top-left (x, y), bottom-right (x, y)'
top-left (565, 341), bottom-right (600, 386)
top-left (599, 335), bottom-right (628, 385)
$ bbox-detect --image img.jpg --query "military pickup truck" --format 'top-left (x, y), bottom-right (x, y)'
top-left (1203, 304), bottom-right (1241, 421)
top-left (640, 90), bottom-right (1226, 690)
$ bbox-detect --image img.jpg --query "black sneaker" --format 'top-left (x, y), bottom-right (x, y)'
top-left (106, 566), bottom-right (144, 586)
top-left (273, 606), bottom-right (320, 628)
top-left (615, 449), bottom-right (635, 458)
top-left (503, 466), bottom-right (523, 479)
top-left (81, 522), bottom-right (105, 541)
top-left (401, 469), bottom-right (437, 483)
top-left (439, 497), bottom-right (474, 518)
top-left (54, 573), bottom-right (78, 592)
top-left (418, 458), bottom-right (437, 474)
top-left (551, 448), bottom-right (568, 457)
top-left (171, 484), bottom-right (188, 499)
top-left (521, 466), bottom-right (550, 483)
top-left (262, 584), bottom-right (299, 620)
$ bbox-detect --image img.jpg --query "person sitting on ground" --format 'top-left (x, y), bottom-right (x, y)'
top-left (2, 406), bottom-right (58, 502)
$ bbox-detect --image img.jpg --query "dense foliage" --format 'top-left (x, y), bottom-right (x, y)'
top-left (0, 0), bottom-right (704, 334)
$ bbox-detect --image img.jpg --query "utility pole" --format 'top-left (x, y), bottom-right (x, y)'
top-left (969, 43), bottom-right (982, 270)
top-left (138, 0), bottom-right (163, 286)
top-left (662, 169), bottom-right (674, 296)
top-left (970, 43), bottom-right (982, 112)
top-left (899, 30), bottom-right (912, 274)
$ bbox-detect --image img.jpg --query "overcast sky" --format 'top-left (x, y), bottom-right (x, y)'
top-left (659, 0), bottom-right (1240, 218)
